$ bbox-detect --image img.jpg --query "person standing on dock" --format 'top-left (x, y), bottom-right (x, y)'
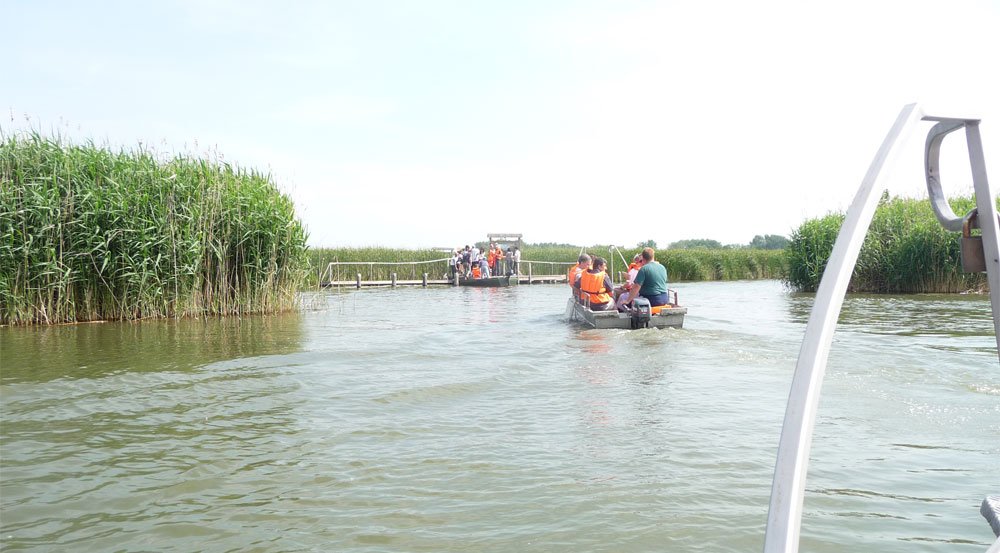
top-left (470, 245), bottom-right (481, 271)
top-left (492, 245), bottom-right (504, 275)
top-left (513, 247), bottom-right (521, 275)
top-left (449, 250), bottom-right (460, 280)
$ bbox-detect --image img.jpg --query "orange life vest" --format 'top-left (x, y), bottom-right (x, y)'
top-left (568, 265), bottom-right (584, 286)
top-left (579, 270), bottom-right (612, 305)
top-left (487, 251), bottom-right (496, 265)
top-left (472, 266), bottom-right (482, 278)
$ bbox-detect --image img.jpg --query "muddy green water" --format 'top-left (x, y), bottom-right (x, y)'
top-left (1, 280), bottom-right (998, 552)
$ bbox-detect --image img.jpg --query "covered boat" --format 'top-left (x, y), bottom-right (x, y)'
top-left (568, 290), bottom-right (686, 329)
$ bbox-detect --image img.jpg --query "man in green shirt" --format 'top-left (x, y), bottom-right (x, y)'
top-left (631, 247), bottom-right (669, 306)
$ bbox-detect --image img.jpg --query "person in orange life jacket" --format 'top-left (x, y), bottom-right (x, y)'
top-left (615, 254), bottom-right (643, 310)
top-left (487, 244), bottom-right (497, 272)
top-left (567, 254), bottom-right (591, 289)
top-left (493, 246), bottom-right (504, 274)
top-left (471, 264), bottom-right (482, 278)
top-left (574, 257), bottom-right (616, 311)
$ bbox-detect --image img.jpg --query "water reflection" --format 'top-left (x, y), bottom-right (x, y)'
top-left (0, 314), bottom-right (304, 383)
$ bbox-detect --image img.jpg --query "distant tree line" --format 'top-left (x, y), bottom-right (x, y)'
top-left (665, 234), bottom-right (789, 250)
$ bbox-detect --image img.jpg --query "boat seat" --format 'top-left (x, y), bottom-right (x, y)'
top-left (650, 304), bottom-right (676, 315)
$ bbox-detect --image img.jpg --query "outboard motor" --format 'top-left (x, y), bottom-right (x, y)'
top-left (630, 297), bottom-right (652, 329)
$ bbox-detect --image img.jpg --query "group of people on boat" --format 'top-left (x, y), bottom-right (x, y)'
top-left (450, 243), bottom-right (521, 279)
top-left (569, 247), bottom-right (670, 312)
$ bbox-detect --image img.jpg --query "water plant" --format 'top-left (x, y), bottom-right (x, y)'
top-left (0, 131), bottom-right (308, 325)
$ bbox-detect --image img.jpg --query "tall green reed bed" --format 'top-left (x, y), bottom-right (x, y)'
top-left (522, 245), bottom-right (787, 281)
top-left (660, 248), bottom-right (787, 281)
top-left (0, 132), bottom-right (308, 325)
top-left (785, 195), bottom-right (992, 293)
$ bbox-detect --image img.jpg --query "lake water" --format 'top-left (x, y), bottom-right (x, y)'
top-left (1, 280), bottom-right (998, 552)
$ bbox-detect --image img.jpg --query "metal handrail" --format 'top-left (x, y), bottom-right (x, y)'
top-left (764, 104), bottom-right (999, 552)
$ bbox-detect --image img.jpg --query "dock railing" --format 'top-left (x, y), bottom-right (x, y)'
top-left (517, 260), bottom-right (572, 284)
top-left (320, 258), bottom-right (450, 287)
top-left (319, 258), bottom-right (574, 287)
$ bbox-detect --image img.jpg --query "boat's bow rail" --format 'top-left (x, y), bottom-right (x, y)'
top-left (764, 104), bottom-right (999, 553)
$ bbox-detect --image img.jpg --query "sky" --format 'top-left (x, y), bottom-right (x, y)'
top-left (4, 0), bottom-right (998, 249)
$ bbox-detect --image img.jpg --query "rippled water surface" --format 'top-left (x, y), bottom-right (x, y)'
top-left (2, 281), bottom-right (998, 552)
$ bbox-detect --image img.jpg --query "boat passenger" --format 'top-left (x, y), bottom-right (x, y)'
top-left (471, 265), bottom-right (482, 279)
top-left (615, 254), bottom-right (643, 310)
top-left (512, 247), bottom-right (521, 275)
top-left (487, 247), bottom-right (496, 273)
top-left (479, 256), bottom-right (491, 278)
top-left (567, 254), bottom-right (591, 288)
top-left (630, 247), bottom-right (670, 307)
top-left (574, 257), bottom-right (616, 311)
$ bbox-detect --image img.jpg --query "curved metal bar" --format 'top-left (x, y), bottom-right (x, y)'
top-left (763, 103), bottom-right (923, 553)
top-left (925, 120), bottom-right (969, 231)
top-left (964, 121), bottom-right (1000, 360)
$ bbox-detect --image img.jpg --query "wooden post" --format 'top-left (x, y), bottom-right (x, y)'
top-left (391, 272), bottom-right (397, 287)
top-left (356, 273), bottom-right (361, 289)
top-left (422, 273), bottom-right (428, 287)
top-left (454, 272), bottom-right (460, 286)
top-left (528, 262), bottom-right (532, 284)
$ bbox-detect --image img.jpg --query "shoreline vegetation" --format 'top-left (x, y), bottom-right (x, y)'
top-left (1, 132), bottom-right (308, 326)
top-left (786, 195), bottom-right (995, 293)
top-left (307, 245), bottom-right (788, 286)
top-left (3, 133), bottom-right (991, 326)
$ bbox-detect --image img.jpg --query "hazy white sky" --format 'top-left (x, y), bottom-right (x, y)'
top-left (5, 0), bottom-right (998, 248)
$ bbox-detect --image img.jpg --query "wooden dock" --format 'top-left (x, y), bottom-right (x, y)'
top-left (320, 274), bottom-right (567, 288)
top-left (318, 259), bottom-right (570, 288)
